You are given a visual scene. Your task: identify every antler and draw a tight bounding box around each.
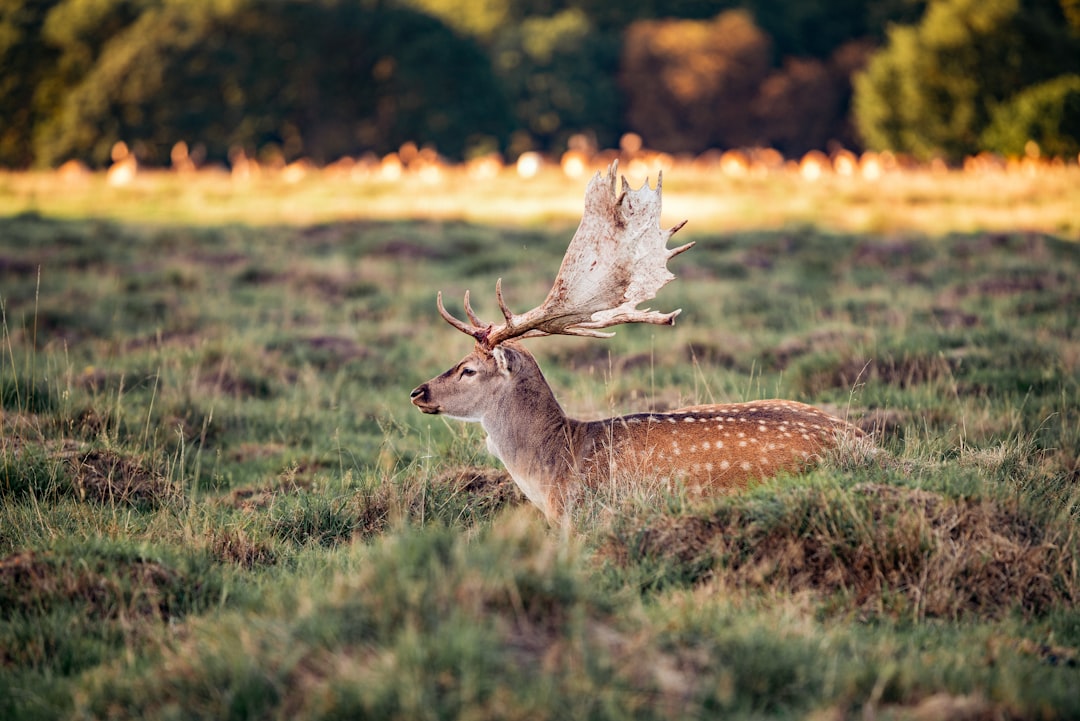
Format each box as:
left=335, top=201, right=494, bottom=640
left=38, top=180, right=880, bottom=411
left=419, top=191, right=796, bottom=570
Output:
left=438, top=161, right=693, bottom=350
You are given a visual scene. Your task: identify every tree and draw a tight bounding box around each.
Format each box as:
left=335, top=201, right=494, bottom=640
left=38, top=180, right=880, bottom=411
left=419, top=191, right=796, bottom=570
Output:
left=853, top=0, right=1080, bottom=161
left=620, top=10, right=772, bottom=152
left=745, top=0, right=925, bottom=58
left=0, top=0, right=64, bottom=167
left=491, top=8, right=621, bottom=153
left=32, top=0, right=514, bottom=166
left=981, top=75, right=1080, bottom=158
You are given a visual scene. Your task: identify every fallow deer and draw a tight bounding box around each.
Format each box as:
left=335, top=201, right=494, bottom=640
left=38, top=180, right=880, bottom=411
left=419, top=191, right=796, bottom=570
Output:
left=410, top=163, right=864, bottom=523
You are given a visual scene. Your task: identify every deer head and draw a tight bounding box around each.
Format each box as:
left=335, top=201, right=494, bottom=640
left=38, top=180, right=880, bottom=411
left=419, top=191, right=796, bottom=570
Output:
left=410, top=341, right=553, bottom=423
left=411, top=162, right=691, bottom=422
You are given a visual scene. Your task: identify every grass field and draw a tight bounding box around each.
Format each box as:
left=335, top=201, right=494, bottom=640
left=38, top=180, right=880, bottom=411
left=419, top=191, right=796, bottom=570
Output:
left=1, top=166, right=1079, bottom=719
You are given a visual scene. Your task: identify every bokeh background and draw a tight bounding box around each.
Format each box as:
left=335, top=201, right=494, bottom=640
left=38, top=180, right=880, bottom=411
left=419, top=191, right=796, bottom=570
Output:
left=2, top=0, right=1079, bottom=170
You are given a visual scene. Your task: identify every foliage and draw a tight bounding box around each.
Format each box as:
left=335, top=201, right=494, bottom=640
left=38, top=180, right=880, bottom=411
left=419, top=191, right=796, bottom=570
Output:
left=981, top=74, right=1080, bottom=158
left=492, top=8, right=621, bottom=152
left=31, top=0, right=513, bottom=166
left=0, top=0, right=62, bottom=167
left=853, top=0, right=1080, bottom=161
left=621, top=10, right=773, bottom=153
left=746, top=0, right=926, bottom=58
left=2, top=0, right=1043, bottom=167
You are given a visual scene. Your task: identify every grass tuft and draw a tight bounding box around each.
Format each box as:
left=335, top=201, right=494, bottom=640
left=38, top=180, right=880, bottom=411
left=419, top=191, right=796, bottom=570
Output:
left=600, top=474, right=1079, bottom=622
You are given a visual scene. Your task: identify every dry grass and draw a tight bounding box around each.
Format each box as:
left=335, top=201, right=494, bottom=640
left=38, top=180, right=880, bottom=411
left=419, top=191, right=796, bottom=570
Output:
left=601, top=480, right=1078, bottom=621
left=3, top=163, right=1079, bottom=237
left=0, top=550, right=185, bottom=623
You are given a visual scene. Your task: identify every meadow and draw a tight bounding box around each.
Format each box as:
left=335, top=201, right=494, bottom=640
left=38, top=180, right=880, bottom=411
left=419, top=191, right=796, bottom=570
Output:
left=1, top=163, right=1079, bottom=719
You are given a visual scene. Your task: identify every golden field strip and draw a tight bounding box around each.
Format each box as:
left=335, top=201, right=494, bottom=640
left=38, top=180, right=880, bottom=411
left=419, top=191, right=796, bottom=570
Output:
left=2, top=161, right=1079, bottom=237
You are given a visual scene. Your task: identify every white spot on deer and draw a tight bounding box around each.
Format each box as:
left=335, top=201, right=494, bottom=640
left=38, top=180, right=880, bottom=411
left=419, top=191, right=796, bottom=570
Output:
left=802, top=433, right=811, bottom=440
left=720, top=460, right=731, bottom=470
left=738, top=440, right=747, bottom=447
left=701, top=441, right=711, bottom=450
left=740, top=461, right=751, bottom=471
left=714, top=439, right=724, bottom=448
left=684, top=417, right=696, bottom=423
left=758, top=425, right=767, bottom=432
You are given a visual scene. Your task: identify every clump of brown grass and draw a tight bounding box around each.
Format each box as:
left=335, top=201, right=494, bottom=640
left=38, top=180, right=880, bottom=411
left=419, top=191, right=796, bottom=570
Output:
left=434, top=464, right=523, bottom=514
left=0, top=549, right=183, bottom=622
left=208, top=528, right=278, bottom=568
left=602, top=481, right=1077, bottom=621
left=791, top=353, right=957, bottom=396
left=70, top=448, right=179, bottom=508
left=226, top=475, right=314, bottom=512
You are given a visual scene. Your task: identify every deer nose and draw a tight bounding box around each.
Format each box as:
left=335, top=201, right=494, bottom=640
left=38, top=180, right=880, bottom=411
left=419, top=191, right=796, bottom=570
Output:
left=410, top=385, right=428, bottom=403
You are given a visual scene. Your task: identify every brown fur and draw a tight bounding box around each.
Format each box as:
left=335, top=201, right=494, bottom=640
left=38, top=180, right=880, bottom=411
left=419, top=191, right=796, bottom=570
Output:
left=412, top=342, right=863, bottom=523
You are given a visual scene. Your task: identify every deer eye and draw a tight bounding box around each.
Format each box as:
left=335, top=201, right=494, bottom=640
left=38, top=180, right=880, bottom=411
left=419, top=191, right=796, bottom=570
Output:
left=459, top=367, right=477, bottom=377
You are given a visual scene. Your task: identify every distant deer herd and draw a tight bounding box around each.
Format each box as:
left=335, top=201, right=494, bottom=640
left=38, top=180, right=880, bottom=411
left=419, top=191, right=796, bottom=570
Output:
left=411, top=163, right=866, bottom=523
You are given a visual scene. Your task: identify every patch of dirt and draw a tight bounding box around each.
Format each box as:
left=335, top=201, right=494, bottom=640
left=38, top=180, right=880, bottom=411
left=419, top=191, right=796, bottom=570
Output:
left=684, top=340, right=743, bottom=370
left=209, top=528, right=278, bottom=568
left=792, top=353, right=957, bottom=394
left=303, top=335, right=369, bottom=361
left=854, top=408, right=908, bottom=440
left=436, top=465, right=523, bottom=513
left=370, top=238, right=445, bottom=260
left=966, top=271, right=1070, bottom=297
left=70, top=449, right=177, bottom=508
left=226, top=476, right=314, bottom=512
left=228, top=442, right=288, bottom=463
left=851, top=237, right=929, bottom=268
left=198, top=366, right=275, bottom=399
left=877, top=693, right=998, bottom=721
left=545, top=344, right=651, bottom=374
left=930, top=307, right=979, bottom=330
left=0, top=550, right=184, bottom=622
left=768, top=328, right=868, bottom=369
left=267, top=334, right=370, bottom=371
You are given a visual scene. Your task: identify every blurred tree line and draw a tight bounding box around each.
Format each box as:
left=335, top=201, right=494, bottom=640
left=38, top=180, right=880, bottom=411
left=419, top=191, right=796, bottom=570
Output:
left=0, top=0, right=1077, bottom=168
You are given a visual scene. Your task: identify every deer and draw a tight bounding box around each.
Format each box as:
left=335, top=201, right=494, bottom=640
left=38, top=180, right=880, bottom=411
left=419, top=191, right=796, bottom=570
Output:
left=410, top=163, right=865, bottom=523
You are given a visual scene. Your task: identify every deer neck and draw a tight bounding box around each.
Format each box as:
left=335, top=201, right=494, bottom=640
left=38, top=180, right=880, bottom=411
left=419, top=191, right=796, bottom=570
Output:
left=479, top=373, right=584, bottom=520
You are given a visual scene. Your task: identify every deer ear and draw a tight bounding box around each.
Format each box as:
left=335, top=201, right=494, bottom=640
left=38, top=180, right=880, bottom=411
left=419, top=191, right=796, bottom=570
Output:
left=492, top=346, right=518, bottom=377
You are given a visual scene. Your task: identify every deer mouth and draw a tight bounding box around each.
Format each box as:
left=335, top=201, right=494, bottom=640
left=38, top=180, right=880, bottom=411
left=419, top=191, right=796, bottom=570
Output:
left=410, top=385, right=441, bottom=414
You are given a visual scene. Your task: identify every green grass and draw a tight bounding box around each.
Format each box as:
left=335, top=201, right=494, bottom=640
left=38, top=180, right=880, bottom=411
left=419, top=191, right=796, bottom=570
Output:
left=1, top=205, right=1078, bottom=720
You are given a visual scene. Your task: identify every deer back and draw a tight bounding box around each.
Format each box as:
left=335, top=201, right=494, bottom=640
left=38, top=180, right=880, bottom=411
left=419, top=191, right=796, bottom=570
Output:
left=576, top=400, right=863, bottom=493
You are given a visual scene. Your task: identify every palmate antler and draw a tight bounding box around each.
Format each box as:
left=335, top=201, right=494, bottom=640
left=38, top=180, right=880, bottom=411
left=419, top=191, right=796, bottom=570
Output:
left=438, top=162, right=693, bottom=350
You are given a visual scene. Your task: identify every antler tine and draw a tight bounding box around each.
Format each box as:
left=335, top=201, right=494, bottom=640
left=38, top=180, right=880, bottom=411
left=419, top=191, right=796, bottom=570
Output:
left=494, top=279, right=514, bottom=325
left=437, top=291, right=488, bottom=340
left=462, top=290, right=484, bottom=327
